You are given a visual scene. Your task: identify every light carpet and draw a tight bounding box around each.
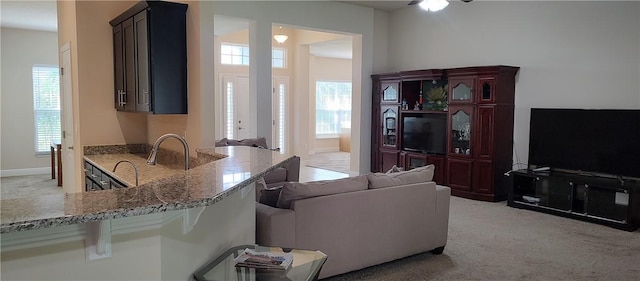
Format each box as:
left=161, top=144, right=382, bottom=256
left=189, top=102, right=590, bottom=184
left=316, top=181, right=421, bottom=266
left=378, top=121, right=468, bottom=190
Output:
left=323, top=196, right=640, bottom=281
left=1, top=174, right=62, bottom=200
left=304, top=151, right=351, bottom=174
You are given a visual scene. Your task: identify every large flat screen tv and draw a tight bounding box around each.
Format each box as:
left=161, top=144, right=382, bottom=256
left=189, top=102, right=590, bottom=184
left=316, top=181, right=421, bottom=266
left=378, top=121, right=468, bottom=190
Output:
left=528, top=108, right=640, bottom=179
left=402, top=113, right=447, bottom=155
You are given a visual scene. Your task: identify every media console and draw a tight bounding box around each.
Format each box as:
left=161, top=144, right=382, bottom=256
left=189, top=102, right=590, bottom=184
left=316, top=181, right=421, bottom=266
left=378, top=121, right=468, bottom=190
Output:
left=509, top=169, right=640, bottom=231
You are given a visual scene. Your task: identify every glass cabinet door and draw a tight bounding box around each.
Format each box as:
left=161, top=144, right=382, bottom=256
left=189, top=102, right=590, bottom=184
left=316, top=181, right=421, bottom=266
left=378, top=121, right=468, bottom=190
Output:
left=449, top=78, right=474, bottom=103
left=478, top=77, right=495, bottom=104
left=381, top=106, right=398, bottom=147
left=381, top=83, right=399, bottom=103
left=449, top=106, right=473, bottom=155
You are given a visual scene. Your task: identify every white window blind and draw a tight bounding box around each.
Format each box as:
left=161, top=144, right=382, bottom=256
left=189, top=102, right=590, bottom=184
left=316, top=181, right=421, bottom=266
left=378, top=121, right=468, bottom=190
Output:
left=315, top=81, right=352, bottom=136
left=33, top=65, right=61, bottom=154
left=225, top=82, right=234, bottom=139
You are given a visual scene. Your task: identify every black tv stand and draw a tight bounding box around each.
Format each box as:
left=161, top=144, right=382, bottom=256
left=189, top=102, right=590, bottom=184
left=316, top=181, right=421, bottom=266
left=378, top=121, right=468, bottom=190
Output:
left=508, top=169, right=640, bottom=231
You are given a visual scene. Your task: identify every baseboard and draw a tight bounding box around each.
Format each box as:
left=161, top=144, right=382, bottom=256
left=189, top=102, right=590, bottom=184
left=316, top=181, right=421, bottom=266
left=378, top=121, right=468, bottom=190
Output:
left=0, top=167, right=50, bottom=177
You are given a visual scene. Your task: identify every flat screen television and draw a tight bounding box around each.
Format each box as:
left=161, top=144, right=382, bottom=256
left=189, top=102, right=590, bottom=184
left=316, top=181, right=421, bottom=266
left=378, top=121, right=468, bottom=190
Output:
left=402, top=113, right=447, bottom=155
left=528, top=108, right=640, bottom=179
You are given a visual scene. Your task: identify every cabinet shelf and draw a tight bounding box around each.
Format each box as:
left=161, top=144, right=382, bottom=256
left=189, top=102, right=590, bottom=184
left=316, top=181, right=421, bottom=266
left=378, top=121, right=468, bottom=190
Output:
left=400, top=110, right=447, bottom=114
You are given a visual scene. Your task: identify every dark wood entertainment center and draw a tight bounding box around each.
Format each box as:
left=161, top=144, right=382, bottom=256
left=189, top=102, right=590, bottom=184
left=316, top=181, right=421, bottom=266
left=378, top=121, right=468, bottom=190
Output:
left=371, top=65, right=519, bottom=202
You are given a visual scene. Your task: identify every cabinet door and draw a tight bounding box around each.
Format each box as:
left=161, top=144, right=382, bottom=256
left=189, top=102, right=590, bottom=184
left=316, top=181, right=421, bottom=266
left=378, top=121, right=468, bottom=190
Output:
left=476, top=106, right=494, bottom=160
left=427, top=156, right=446, bottom=184
left=447, top=158, right=473, bottom=191
left=381, top=82, right=400, bottom=104
left=448, top=77, right=474, bottom=104
left=113, top=24, right=126, bottom=111
left=122, top=18, right=136, bottom=112
left=473, top=160, right=493, bottom=194
left=380, top=150, right=400, bottom=173
left=448, top=106, right=474, bottom=157
left=406, top=153, right=428, bottom=170
left=134, top=11, right=150, bottom=112
left=477, top=77, right=495, bottom=104
left=380, top=106, right=399, bottom=149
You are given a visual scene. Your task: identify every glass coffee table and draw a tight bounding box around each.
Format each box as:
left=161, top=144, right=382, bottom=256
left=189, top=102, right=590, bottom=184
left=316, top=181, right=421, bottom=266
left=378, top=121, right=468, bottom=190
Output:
left=193, top=245, right=327, bottom=281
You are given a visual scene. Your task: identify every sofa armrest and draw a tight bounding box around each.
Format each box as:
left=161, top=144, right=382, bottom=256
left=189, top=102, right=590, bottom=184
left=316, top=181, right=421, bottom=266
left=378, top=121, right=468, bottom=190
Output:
left=255, top=202, right=296, bottom=248
left=435, top=185, right=451, bottom=247
left=284, top=156, right=300, bottom=182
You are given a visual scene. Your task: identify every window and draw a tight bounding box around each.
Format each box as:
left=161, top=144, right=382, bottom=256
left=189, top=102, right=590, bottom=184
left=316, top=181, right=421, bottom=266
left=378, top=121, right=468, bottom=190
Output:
left=220, top=43, right=286, bottom=69
left=272, top=48, right=285, bottom=68
left=32, top=65, right=61, bottom=154
left=315, top=81, right=351, bottom=136
left=221, top=44, right=249, bottom=65
left=225, top=81, right=234, bottom=139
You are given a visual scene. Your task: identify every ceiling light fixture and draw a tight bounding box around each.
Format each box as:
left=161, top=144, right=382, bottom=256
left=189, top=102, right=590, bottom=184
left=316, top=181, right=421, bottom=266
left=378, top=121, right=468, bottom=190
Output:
left=418, top=0, right=449, bottom=12
left=274, top=27, right=288, bottom=43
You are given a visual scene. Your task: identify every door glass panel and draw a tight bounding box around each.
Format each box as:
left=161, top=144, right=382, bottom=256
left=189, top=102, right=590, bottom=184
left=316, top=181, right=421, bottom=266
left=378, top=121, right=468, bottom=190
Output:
left=382, top=108, right=397, bottom=146
left=451, top=110, right=471, bottom=154
left=452, top=83, right=471, bottom=101
left=382, top=85, right=398, bottom=102
left=482, top=82, right=491, bottom=100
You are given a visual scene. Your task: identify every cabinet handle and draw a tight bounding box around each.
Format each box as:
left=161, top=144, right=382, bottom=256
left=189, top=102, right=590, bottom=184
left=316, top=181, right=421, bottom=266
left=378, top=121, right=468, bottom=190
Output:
left=91, top=174, right=98, bottom=178
left=99, top=180, right=108, bottom=186
left=143, top=89, right=149, bottom=105
left=117, top=90, right=127, bottom=106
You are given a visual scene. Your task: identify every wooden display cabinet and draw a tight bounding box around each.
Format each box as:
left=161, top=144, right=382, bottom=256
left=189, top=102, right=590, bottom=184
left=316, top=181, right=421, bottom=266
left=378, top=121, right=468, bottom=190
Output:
left=372, top=66, right=519, bottom=201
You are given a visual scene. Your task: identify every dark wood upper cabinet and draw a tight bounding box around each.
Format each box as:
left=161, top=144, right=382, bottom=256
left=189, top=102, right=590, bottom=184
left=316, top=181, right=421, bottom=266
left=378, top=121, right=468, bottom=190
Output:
left=110, top=1, right=188, bottom=114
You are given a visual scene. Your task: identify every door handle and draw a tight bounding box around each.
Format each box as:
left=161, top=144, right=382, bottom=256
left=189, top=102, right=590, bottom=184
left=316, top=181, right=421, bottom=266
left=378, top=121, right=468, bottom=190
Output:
left=68, top=146, right=74, bottom=150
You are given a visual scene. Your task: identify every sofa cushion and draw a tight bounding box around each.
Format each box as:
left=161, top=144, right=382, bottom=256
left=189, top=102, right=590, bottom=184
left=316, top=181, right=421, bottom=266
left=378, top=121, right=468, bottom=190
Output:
left=386, top=165, right=404, bottom=174
left=263, top=167, right=287, bottom=185
left=227, top=137, right=268, bottom=148
left=276, top=175, right=368, bottom=209
left=367, top=164, right=435, bottom=189
left=259, top=186, right=283, bottom=207
left=214, top=138, right=228, bottom=147
left=255, top=177, right=267, bottom=202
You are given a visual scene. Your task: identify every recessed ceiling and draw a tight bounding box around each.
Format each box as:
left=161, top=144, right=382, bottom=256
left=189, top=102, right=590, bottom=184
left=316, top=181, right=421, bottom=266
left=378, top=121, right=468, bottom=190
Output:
left=0, top=0, right=58, bottom=32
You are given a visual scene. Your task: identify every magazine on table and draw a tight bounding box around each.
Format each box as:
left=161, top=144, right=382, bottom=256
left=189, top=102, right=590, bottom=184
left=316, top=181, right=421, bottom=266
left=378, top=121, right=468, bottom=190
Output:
left=234, top=248, right=294, bottom=270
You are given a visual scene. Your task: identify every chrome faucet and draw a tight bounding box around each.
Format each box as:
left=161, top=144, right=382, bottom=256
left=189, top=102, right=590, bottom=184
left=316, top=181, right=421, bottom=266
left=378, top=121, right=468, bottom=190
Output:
left=147, top=133, right=190, bottom=170
left=112, top=160, right=139, bottom=186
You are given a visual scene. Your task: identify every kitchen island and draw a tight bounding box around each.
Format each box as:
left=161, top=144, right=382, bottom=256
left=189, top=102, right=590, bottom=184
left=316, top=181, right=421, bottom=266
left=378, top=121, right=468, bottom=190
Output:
left=1, top=145, right=296, bottom=280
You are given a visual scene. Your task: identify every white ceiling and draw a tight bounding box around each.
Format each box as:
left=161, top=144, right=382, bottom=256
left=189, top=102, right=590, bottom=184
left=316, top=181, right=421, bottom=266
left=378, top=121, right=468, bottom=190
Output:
left=0, top=1, right=376, bottom=59
left=0, top=0, right=58, bottom=32
left=0, top=1, right=416, bottom=33
left=339, top=1, right=413, bottom=12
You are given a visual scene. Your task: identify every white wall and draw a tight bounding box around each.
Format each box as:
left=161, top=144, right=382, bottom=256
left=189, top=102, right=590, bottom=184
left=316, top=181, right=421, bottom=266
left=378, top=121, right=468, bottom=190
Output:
left=387, top=1, right=640, bottom=168
left=0, top=28, right=58, bottom=173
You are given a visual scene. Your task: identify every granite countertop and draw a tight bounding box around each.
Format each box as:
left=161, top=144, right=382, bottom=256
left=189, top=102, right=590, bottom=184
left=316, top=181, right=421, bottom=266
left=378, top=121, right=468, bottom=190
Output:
left=0, top=146, right=296, bottom=233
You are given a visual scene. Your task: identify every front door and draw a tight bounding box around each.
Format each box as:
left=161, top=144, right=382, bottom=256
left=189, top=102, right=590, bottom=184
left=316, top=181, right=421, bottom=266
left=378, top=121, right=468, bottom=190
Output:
left=221, top=75, right=251, bottom=140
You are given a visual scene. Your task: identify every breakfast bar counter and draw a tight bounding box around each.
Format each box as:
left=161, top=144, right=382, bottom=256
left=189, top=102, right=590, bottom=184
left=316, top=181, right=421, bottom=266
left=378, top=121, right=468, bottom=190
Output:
left=0, top=146, right=296, bottom=234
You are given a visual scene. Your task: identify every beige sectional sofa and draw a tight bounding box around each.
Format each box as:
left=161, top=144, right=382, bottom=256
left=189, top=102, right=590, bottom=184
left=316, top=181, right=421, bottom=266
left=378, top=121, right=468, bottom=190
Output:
left=255, top=165, right=451, bottom=279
